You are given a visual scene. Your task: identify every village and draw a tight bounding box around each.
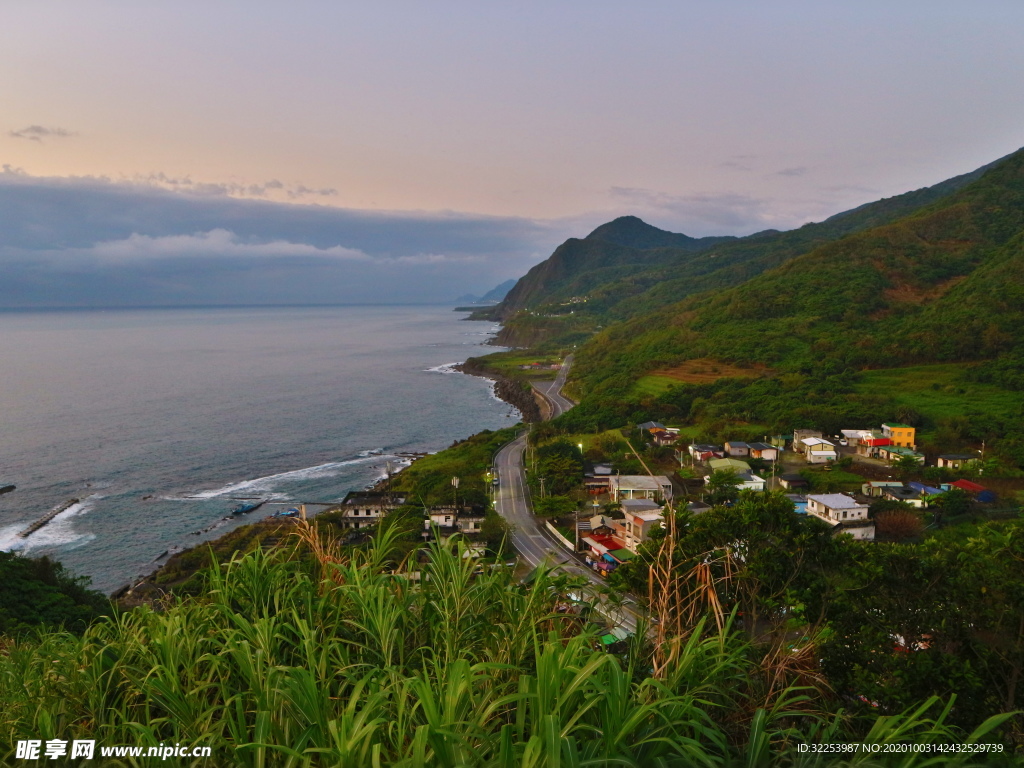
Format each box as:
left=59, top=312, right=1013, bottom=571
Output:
left=311, top=419, right=1001, bottom=582
left=523, top=420, right=1000, bottom=578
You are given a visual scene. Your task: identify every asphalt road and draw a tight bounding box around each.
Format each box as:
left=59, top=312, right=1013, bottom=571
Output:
left=493, top=355, right=639, bottom=633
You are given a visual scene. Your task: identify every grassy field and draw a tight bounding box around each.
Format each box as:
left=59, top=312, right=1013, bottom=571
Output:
left=633, top=359, right=772, bottom=397
left=469, top=350, right=565, bottom=380
left=632, top=375, right=680, bottom=397
left=854, top=364, right=1024, bottom=422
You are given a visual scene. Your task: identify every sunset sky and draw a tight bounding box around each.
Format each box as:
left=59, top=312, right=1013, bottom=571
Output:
left=3, top=1, right=1023, bottom=304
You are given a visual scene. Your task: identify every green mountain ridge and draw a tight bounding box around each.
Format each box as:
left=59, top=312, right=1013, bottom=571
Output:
left=572, top=146, right=1024, bottom=390
left=486, top=152, right=1016, bottom=347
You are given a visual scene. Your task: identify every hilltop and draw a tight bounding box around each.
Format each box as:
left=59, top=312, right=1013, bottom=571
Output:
left=485, top=152, right=1013, bottom=347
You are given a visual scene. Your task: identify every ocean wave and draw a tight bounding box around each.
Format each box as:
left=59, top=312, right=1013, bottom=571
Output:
left=0, top=496, right=99, bottom=553
left=424, top=362, right=463, bottom=374
left=181, top=454, right=397, bottom=500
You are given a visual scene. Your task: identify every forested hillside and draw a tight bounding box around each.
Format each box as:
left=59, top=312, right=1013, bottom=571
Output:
left=487, top=152, right=1011, bottom=347
left=572, top=147, right=1024, bottom=388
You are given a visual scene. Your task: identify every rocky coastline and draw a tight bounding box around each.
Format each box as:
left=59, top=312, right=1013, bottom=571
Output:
left=455, top=358, right=543, bottom=423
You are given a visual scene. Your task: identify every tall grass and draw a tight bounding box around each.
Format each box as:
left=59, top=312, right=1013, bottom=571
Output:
left=0, top=525, right=1014, bottom=766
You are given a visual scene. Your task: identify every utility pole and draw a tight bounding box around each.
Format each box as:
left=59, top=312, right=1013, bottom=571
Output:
left=451, top=476, right=460, bottom=509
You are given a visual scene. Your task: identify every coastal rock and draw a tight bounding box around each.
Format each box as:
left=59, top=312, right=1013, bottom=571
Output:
left=456, top=359, right=542, bottom=423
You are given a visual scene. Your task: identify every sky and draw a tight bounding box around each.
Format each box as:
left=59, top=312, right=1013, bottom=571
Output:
left=2, top=1, right=1024, bottom=305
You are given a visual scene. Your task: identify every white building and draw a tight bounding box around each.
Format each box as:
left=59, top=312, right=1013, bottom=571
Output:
left=619, top=499, right=664, bottom=553
left=337, top=491, right=406, bottom=529
left=801, top=437, right=837, bottom=464
left=609, top=475, right=673, bottom=503
left=702, top=470, right=766, bottom=492
left=806, top=493, right=875, bottom=540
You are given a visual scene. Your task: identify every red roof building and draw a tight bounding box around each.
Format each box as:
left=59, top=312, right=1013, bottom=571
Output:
left=951, top=479, right=986, bottom=493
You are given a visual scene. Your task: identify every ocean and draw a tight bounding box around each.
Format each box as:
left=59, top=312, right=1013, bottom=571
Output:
left=0, top=305, right=513, bottom=593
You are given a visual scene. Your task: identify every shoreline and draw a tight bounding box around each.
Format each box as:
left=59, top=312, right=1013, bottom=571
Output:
left=455, top=358, right=543, bottom=423
left=114, top=349, right=529, bottom=602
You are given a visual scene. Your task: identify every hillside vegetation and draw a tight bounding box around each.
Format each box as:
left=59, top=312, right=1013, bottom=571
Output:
left=486, top=153, right=1009, bottom=348
left=2, top=525, right=1015, bottom=766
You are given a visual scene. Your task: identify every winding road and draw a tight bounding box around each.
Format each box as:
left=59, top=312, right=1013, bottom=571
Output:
left=493, top=355, right=639, bottom=633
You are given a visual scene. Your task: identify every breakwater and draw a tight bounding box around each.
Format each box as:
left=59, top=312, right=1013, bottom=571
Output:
left=18, top=498, right=80, bottom=538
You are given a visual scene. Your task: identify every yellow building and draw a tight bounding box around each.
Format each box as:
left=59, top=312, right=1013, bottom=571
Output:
left=881, top=422, right=916, bottom=449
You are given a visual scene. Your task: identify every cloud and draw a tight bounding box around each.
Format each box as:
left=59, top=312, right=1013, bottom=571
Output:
left=73, top=230, right=372, bottom=264
left=0, top=172, right=567, bottom=306
left=775, top=166, right=809, bottom=177
left=9, top=125, right=76, bottom=142
left=134, top=172, right=337, bottom=200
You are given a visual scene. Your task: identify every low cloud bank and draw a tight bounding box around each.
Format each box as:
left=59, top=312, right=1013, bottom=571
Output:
left=0, top=173, right=560, bottom=306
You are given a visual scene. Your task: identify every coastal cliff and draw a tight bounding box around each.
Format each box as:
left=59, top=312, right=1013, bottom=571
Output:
left=456, top=358, right=543, bottom=423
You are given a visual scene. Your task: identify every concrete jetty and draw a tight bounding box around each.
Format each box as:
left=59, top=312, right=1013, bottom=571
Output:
left=18, top=498, right=79, bottom=538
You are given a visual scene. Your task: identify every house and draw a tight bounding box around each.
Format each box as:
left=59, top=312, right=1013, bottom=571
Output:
left=637, top=421, right=666, bottom=431
left=801, top=437, right=837, bottom=464
left=422, top=505, right=483, bottom=541
left=770, top=434, right=793, bottom=450
left=688, top=444, right=724, bottom=462
left=949, top=479, right=997, bottom=503
left=687, top=501, right=712, bottom=515
left=337, top=491, right=406, bottom=529
left=936, top=453, right=978, bottom=470
left=609, top=475, right=673, bottom=503
left=747, top=442, right=779, bottom=461
left=580, top=533, right=634, bottom=574
left=840, top=429, right=872, bottom=447
left=707, top=457, right=751, bottom=473
left=882, top=423, right=917, bottom=449
left=724, top=441, right=750, bottom=458
left=734, top=472, right=767, bottom=492
left=878, top=445, right=925, bottom=465
left=806, top=493, right=875, bottom=540
left=705, top=469, right=766, bottom=492
left=585, top=463, right=614, bottom=493
left=861, top=481, right=905, bottom=497
left=907, top=481, right=944, bottom=497
left=807, top=493, right=870, bottom=523
left=792, top=429, right=823, bottom=451
left=778, top=473, right=809, bottom=490
left=620, top=499, right=664, bottom=552
left=857, top=433, right=891, bottom=458
left=649, top=428, right=680, bottom=447
left=882, top=486, right=925, bottom=507
left=785, top=494, right=808, bottom=514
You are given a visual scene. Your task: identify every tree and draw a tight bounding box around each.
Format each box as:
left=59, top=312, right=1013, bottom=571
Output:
left=932, top=487, right=971, bottom=523
left=874, top=506, right=924, bottom=542
left=705, top=469, right=741, bottom=506
left=893, top=454, right=922, bottom=479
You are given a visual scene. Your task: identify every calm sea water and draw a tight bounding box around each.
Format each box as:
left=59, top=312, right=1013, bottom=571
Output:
left=0, top=305, right=513, bottom=592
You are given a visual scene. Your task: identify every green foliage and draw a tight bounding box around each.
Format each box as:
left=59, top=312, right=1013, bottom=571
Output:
left=533, top=439, right=583, bottom=496
left=933, top=487, right=972, bottom=520
left=4, top=530, right=1017, bottom=764
left=0, top=552, right=110, bottom=635
left=705, top=469, right=741, bottom=506
left=395, top=427, right=518, bottom=507
left=532, top=495, right=576, bottom=517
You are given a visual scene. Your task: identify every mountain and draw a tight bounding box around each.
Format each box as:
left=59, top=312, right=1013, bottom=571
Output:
left=584, top=215, right=735, bottom=251
left=491, top=219, right=730, bottom=319
left=485, top=153, right=1016, bottom=343
left=572, top=146, right=1024, bottom=388
left=479, top=279, right=518, bottom=304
